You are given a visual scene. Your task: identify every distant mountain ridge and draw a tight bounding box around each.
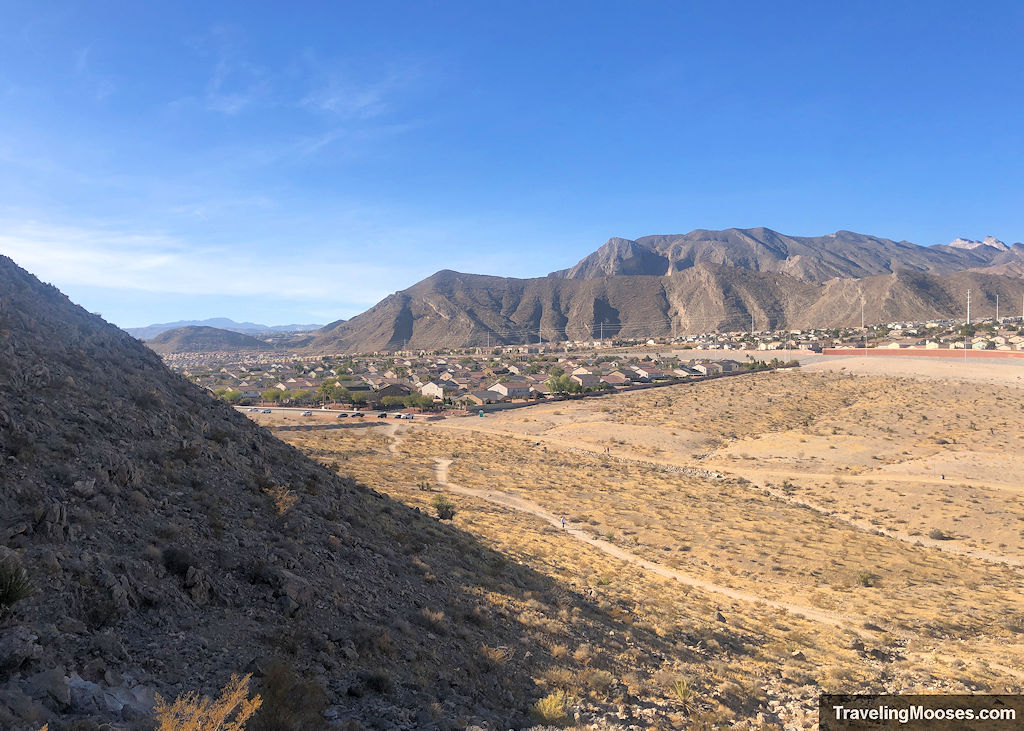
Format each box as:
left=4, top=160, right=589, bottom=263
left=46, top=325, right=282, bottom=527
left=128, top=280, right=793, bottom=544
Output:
left=146, top=325, right=270, bottom=354
left=947, top=235, right=1009, bottom=251
left=306, top=226, right=1024, bottom=353
left=550, top=228, right=1022, bottom=281
left=127, top=318, right=323, bottom=339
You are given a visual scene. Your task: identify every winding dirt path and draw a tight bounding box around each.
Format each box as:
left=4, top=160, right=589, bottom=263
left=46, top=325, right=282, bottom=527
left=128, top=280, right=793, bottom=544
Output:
left=432, top=457, right=863, bottom=632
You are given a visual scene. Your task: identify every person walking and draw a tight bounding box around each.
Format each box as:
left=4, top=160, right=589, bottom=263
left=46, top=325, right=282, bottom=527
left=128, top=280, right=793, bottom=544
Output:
left=561, top=516, right=566, bottom=529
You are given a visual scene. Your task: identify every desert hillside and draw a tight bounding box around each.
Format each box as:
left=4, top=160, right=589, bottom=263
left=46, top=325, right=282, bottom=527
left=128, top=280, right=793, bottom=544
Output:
left=0, top=254, right=604, bottom=729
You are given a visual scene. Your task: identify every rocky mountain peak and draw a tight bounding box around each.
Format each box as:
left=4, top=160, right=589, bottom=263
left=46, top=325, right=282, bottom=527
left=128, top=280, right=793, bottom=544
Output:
left=948, top=235, right=1009, bottom=251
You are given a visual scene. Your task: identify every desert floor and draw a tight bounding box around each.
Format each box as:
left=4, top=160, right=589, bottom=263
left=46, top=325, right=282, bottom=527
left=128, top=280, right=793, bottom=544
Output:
left=250, top=358, right=1024, bottom=728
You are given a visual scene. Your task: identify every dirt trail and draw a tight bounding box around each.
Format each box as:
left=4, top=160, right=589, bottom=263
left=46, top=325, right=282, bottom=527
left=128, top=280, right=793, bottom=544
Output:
left=383, top=422, right=401, bottom=454
left=432, top=457, right=863, bottom=632
left=431, top=420, right=1023, bottom=568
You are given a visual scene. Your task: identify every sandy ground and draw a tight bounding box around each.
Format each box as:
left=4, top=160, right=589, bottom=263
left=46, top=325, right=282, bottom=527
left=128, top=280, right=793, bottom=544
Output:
left=805, top=354, right=1024, bottom=387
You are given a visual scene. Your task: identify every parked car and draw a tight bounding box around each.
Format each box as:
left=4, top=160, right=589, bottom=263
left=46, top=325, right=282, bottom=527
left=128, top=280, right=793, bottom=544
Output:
left=301, top=410, right=313, bottom=416
left=401, top=414, right=414, bottom=419
left=261, top=409, right=272, bottom=414
left=248, top=407, right=259, bottom=412
left=336, top=413, right=348, bottom=418
left=377, top=412, right=388, bottom=419
left=393, top=413, right=404, bottom=418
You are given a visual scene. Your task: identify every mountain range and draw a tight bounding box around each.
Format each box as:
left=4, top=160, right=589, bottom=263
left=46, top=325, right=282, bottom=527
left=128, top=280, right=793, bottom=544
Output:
left=301, top=228, right=1024, bottom=353
left=126, top=318, right=323, bottom=340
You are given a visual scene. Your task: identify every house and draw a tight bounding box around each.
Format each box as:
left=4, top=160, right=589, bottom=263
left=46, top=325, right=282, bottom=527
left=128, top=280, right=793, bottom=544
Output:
left=464, top=390, right=507, bottom=406
left=377, top=383, right=413, bottom=399
left=570, top=373, right=600, bottom=388
left=489, top=381, right=531, bottom=399
left=631, top=366, right=663, bottom=380
left=692, top=362, right=724, bottom=376
left=600, top=374, right=630, bottom=387
left=421, top=381, right=459, bottom=399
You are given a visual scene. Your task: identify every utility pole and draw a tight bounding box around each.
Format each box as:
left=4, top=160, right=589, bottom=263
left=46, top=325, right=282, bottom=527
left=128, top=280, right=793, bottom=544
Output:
left=599, top=322, right=604, bottom=344
left=996, top=294, right=1000, bottom=323
left=965, top=290, right=971, bottom=364
left=861, top=298, right=866, bottom=355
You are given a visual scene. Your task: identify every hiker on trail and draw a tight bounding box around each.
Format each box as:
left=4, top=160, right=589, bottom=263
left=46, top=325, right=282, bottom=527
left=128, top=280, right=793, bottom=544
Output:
left=561, top=516, right=566, bottom=529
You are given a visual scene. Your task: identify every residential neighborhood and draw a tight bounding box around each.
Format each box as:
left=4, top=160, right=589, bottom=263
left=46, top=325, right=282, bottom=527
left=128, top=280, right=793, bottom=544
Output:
left=156, top=315, right=1024, bottom=411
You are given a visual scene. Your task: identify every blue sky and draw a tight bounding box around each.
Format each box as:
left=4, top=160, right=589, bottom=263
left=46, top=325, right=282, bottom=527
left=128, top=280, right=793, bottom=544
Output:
left=1, top=2, right=1022, bottom=327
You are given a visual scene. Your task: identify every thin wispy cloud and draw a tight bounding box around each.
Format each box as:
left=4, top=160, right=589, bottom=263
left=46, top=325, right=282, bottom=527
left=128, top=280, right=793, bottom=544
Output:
left=205, top=56, right=267, bottom=114
left=301, top=71, right=408, bottom=120
left=0, top=220, right=422, bottom=307
left=73, top=44, right=115, bottom=101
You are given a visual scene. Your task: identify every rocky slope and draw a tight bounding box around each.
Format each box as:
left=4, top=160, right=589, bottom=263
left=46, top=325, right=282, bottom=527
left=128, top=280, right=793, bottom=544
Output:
left=0, top=255, right=582, bottom=728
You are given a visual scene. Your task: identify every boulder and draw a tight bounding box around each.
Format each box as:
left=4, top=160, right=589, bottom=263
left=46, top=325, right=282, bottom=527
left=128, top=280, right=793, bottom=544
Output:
left=0, top=627, right=42, bottom=674
left=26, top=668, right=70, bottom=708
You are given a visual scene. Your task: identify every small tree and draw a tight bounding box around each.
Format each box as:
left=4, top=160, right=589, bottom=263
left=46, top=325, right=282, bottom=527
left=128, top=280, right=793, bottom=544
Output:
left=432, top=496, right=456, bottom=520
left=261, top=389, right=284, bottom=403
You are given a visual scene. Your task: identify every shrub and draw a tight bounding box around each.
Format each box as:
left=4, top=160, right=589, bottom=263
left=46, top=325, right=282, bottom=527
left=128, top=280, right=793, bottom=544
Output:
left=250, top=660, right=328, bottom=731
left=532, top=690, right=570, bottom=725
left=928, top=528, right=952, bottom=540
left=0, top=559, right=33, bottom=614
left=162, top=546, right=196, bottom=577
left=432, top=496, right=456, bottom=520
left=154, top=673, right=262, bottom=731
left=263, top=485, right=298, bottom=515
left=671, top=677, right=694, bottom=711
left=357, top=670, right=392, bottom=694
left=856, top=571, right=878, bottom=587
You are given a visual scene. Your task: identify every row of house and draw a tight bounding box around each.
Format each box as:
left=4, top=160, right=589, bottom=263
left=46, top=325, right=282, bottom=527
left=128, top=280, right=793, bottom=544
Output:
left=180, top=351, right=752, bottom=408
